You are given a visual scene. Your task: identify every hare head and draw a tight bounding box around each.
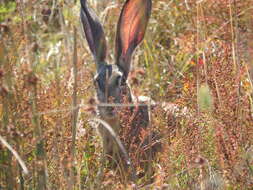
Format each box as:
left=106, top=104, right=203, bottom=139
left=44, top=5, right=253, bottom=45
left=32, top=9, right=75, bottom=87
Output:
left=80, top=0, right=152, bottom=118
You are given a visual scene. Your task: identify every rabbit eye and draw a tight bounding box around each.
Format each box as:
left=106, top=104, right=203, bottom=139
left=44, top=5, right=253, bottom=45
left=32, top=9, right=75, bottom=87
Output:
left=93, top=79, right=99, bottom=89
left=116, top=76, right=122, bottom=86
left=93, top=76, right=101, bottom=89
left=93, top=77, right=98, bottom=84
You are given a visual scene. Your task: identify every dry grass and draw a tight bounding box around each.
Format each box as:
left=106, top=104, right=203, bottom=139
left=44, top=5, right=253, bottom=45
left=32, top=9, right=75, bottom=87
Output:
left=0, top=0, right=253, bottom=189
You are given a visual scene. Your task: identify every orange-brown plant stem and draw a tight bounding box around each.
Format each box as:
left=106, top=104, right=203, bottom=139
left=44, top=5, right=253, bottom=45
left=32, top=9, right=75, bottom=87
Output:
left=53, top=54, right=64, bottom=186
left=0, top=37, right=14, bottom=190
left=29, top=74, right=47, bottom=190
left=70, top=26, right=78, bottom=189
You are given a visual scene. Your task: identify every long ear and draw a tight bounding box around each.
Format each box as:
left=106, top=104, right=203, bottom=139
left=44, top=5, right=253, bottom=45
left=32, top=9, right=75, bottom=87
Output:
left=80, top=0, right=107, bottom=67
left=115, top=0, right=152, bottom=78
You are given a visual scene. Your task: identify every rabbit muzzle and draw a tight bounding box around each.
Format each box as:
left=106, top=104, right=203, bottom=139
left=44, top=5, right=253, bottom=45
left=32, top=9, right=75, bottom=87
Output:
left=94, top=64, right=131, bottom=118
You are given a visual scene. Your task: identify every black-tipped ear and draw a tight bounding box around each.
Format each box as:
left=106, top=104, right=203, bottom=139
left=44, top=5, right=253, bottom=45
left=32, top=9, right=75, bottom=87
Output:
left=115, top=0, right=152, bottom=78
left=80, top=0, right=107, bottom=66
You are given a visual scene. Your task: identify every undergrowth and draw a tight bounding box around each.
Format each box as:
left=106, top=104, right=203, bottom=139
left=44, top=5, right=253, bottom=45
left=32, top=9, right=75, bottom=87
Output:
left=0, top=0, right=253, bottom=189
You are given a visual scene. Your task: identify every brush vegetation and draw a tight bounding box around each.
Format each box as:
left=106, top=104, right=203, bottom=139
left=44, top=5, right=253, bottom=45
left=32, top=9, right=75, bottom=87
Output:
left=0, top=0, right=253, bottom=189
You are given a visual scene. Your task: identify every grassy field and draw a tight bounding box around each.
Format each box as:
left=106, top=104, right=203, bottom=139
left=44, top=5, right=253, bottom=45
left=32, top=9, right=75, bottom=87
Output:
left=1, top=0, right=253, bottom=189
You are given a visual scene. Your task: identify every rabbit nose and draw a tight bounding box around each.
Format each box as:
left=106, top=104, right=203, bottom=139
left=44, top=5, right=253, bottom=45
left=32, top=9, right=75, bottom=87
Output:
left=106, top=106, right=117, bottom=117
left=108, top=107, right=114, bottom=112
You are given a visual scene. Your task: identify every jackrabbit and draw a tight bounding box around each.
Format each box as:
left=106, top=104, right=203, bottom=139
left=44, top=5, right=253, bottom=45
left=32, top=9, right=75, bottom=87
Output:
left=80, top=0, right=160, bottom=169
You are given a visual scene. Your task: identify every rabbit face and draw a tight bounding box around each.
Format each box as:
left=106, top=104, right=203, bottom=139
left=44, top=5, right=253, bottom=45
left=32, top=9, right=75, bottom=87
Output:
left=94, top=64, right=130, bottom=117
